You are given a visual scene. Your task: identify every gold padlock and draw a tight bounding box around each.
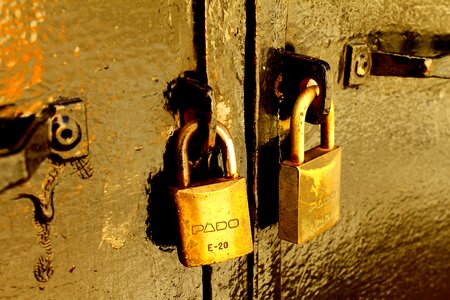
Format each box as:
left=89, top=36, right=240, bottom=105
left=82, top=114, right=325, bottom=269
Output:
left=279, top=85, right=341, bottom=244
left=172, top=120, right=253, bottom=267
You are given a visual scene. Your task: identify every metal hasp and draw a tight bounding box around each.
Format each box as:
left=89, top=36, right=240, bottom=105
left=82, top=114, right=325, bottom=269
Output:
left=50, top=98, right=89, bottom=161
left=0, top=108, right=53, bottom=193
left=342, top=37, right=450, bottom=87
left=165, top=74, right=217, bottom=152
left=0, top=98, right=89, bottom=193
left=272, top=49, right=332, bottom=124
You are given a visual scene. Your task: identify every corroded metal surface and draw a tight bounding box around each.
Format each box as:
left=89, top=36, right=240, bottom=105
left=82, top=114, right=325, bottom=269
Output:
left=0, top=1, right=45, bottom=104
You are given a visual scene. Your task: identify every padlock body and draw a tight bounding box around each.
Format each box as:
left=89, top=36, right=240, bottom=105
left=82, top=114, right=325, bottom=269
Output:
left=173, top=177, right=253, bottom=267
left=279, top=145, right=341, bottom=244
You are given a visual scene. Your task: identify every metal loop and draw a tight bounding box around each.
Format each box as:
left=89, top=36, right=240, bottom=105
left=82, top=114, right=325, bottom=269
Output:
left=320, top=100, right=335, bottom=150
left=177, top=120, right=238, bottom=188
left=290, top=86, right=318, bottom=164
left=290, top=84, right=334, bottom=164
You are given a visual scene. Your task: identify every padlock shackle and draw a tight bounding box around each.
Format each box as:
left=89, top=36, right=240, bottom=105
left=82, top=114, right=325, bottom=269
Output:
left=177, top=120, right=238, bottom=189
left=320, top=100, right=334, bottom=150
left=216, top=123, right=239, bottom=178
left=290, top=85, right=334, bottom=164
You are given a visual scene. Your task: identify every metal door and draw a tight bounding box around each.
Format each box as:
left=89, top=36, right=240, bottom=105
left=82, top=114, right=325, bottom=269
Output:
left=252, top=0, right=450, bottom=299
left=1, top=0, right=449, bottom=299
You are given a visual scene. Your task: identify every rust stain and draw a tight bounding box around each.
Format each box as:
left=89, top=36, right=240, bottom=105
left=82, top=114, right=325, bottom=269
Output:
left=160, top=125, right=176, bottom=141
left=0, top=0, right=45, bottom=105
left=0, top=98, right=45, bottom=118
left=88, top=134, right=97, bottom=144
left=216, top=98, right=233, bottom=128
left=59, top=23, right=64, bottom=42
left=73, top=46, right=80, bottom=58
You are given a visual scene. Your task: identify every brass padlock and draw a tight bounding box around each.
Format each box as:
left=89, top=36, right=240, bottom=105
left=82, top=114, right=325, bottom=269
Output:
left=172, top=120, right=253, bottom=267
left=279, top=85, right=341, bottom=244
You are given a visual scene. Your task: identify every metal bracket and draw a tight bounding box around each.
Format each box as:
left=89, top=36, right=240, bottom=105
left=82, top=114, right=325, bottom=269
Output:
left=165, top=72, right=216, bottom=152
left=341, top=33, right=450, bottom=87
left=50, top=98, right=89, bottom=161
left=272, top=49, right=331, bottom=124
left=0, top=98, right=89, bottom=193
left=0, top=109, right=52, bottom=193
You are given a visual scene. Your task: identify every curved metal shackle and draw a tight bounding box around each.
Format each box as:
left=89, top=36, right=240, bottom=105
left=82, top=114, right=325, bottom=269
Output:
left=290, top=85, right=335, bottom=164
left=176, top=120, right=239, bottom=189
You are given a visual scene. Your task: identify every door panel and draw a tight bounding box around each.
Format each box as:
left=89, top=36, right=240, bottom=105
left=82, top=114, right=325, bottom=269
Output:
left=1, top=0, right=449, bottom=299
left=252, top=0, right=450, bottom=299
left=0, top=1, right=204, bottom=299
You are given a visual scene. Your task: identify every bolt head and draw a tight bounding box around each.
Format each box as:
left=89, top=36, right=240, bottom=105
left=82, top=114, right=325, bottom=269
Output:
left=51, top=115, right=81, bottom=150
left=355, top=53, right=370, bottom=77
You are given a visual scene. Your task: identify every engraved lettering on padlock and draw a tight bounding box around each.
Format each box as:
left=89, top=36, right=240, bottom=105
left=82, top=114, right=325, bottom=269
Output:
left=228, top=218, right=239, bottom=228
left=279, top=85, right=341, bottom=244
left=300, top=190, right=337, bottom=211
left=192, top=225, right=205, bottom=234
left=204, top=223, right=215, bottom=233
left=191, top=218, right=240, bottom=235
left=172, top=120, right=253, bottom=267
left=215, top=221, right=227, bottom=231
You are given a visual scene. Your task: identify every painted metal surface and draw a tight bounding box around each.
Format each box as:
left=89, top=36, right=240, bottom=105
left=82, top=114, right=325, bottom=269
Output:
left=0, top=0, right=204, bottom=298
left=278, top=0, right=450, bottom=299
left=252, top=0, right=449, bottom=299
left=0, top=0, right=449, bottom=299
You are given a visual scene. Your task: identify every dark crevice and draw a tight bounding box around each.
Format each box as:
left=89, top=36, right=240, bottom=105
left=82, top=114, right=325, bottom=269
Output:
left=202, top=265, right=213, bottom=300
left=244, top=0, right=257, bottom=299
left=193, top=0, right=257, bottom=297
left=193, top=0, right=207, bottom=83
left=193, top=1, right=212, bottom=299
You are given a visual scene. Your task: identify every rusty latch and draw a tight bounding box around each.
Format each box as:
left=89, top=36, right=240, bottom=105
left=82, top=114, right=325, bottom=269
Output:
left=341, top=33, right=450, bottom=87
left=271, top=49, right=332, bottom=124
left=0, top=98, right=89, bottom=193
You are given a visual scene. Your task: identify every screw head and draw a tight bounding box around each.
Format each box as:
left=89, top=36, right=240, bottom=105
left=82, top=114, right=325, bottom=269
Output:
left=355, top=53, right=370, bottom=77
left=51, top=115, right=81, bottom=150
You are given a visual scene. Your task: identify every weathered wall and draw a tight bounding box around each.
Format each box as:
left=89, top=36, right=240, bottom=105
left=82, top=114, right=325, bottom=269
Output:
left=0, top=1, right=206, bottom=298
left=1, top=0, right=449, bottom=299
left=0, top=0, right=252, bottom=298
left=254, top=0, right=450, bottom=299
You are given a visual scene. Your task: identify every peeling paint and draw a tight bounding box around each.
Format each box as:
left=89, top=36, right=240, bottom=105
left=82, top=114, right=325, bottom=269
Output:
left=216, top=99, right=232, bottom=128
left=160, top=124, right=176, bottom=141
left=99, top=182, right=133, bottom=250
left=100, top=216, right=130, bottom=250
left=73, top=46, right=80, bottom=58
left=0, top=0, right=45, bottom=105
left=0, top=98, right=45, bottom=117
